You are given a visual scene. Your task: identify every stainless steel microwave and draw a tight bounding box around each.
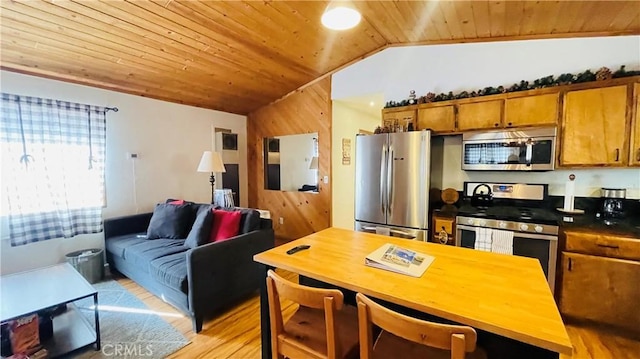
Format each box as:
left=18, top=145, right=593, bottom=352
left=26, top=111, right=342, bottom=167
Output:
left=462, top=127, right=556, bottom=171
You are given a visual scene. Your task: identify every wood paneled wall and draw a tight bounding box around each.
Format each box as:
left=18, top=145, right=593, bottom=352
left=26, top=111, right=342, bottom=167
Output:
left=247, top=78, right=331, bottom=241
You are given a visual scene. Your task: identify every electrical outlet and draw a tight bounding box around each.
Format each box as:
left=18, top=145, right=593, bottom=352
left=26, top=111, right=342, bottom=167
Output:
left=279, top=217, right=284, bottom=225
left=323, top=176, right=329, bottom=184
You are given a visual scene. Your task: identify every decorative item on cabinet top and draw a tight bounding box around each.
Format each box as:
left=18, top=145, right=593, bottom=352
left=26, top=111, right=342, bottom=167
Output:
left=384, top=64, right=640, bottom=108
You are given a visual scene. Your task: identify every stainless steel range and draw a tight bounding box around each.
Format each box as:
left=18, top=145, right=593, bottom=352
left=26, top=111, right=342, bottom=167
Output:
left=455, top=182, right=559, bottom=292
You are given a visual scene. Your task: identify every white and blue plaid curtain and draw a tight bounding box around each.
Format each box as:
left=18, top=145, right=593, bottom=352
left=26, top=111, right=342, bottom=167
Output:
left=1, top=93, right=107, bottom=246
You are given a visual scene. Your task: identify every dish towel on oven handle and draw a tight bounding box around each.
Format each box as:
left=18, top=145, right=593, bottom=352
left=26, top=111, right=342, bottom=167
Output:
left=491, top=229, right=514, bottom=255
left=474, top=227, right=492, bottom=252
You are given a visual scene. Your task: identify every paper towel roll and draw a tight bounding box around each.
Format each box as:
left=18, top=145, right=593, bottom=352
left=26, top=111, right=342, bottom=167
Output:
left=563, top=178, right=575, bottom=211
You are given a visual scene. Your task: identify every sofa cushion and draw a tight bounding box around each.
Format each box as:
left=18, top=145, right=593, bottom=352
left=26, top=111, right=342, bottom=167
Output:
left=184, top=205, right=215, bottom=248
left=220, top=207, right=261, bottom=234
left=211, top=209, right=242, bottom=242
left=124, top=239, right=188, bottom=272
left=105, top=233, right=147, bottom=258
left=149, top=251, right=189, bottom=294
left=147, top=203, right=194, bottom=239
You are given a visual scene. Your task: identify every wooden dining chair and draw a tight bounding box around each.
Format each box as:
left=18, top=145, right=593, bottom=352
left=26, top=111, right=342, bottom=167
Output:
left=356, top=293, right=488, bottom=359
left=266, top=270, right=360, bottom=359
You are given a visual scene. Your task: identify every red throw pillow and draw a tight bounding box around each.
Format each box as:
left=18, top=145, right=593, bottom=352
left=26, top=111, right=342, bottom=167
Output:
left=168, top=199, right=185, bottom=205
left=210, top=209, right=242, bottom=242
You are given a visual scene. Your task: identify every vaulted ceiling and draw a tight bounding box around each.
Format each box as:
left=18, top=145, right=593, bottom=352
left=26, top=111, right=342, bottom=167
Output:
left=1, top=1, right=638, bottom=115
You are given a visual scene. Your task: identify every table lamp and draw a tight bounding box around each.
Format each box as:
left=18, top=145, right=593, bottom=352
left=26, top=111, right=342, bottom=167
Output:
left=197, top=151, right=226, bottom=204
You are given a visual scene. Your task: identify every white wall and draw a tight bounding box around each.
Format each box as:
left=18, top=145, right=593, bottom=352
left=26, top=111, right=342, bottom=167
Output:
left=331, top=36, right=640, bottom=225
left=331, top=97, right=383, bottom=229
left=0, top=71, right=248, bottom=274
left=333, top=36, right=640, bottom=102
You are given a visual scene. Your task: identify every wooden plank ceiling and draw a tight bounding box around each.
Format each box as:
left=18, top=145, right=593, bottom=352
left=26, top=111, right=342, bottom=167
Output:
left=1, top=1, right=638, bottom=115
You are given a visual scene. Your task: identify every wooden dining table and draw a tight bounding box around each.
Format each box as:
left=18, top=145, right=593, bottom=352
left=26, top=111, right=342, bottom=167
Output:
left=253, top=227, right=573, bottom=359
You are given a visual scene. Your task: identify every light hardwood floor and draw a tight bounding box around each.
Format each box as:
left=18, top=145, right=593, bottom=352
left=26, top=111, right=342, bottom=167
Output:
left=114, top=271, right=639, bottom=359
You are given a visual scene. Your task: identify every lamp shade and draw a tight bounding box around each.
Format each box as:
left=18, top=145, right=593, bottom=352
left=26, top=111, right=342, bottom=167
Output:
left=197, top=151, right=226, bottom=173
left=321, top=2, right=361, bottom=30
left=309, top=156, right=319, bottom=170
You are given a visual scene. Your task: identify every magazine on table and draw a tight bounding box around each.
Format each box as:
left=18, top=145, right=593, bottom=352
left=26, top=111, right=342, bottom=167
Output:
left=365, top=243, right=434, bottom=277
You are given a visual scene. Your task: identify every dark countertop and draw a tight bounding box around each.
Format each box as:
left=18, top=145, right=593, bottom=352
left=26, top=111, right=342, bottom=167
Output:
left=559, top=214, right=640, bottom=239
left=432, top=198, right=640, bottom=239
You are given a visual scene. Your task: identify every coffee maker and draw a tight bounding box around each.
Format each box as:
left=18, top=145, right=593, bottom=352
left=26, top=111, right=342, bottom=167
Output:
left=599, top=188, right=626, bottom=220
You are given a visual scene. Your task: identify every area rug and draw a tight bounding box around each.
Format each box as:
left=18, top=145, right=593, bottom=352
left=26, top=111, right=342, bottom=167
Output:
left=68, top=279, right=190, bottom=359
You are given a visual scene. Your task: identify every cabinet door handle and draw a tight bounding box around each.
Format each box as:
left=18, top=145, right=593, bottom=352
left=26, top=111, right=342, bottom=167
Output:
left=615, top=148, right=620, bottom=161
left=568, top=257, right=572, bottom=271
left=636, top=148, right=640, bottom=162
left=597, top=243, right=619, bottom=249
left=494, top=123, right=499, bottom=127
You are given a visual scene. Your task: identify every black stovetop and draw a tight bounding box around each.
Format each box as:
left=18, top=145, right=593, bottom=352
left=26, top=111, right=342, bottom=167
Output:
left=457, top=203, right=559, bottom=225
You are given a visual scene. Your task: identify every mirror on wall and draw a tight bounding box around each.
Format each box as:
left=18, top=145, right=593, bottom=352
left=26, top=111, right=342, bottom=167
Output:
left=264, top=133, right=319, bottom=192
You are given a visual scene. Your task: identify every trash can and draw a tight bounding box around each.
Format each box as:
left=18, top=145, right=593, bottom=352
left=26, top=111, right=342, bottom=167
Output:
left=65, top=248, right=104, bottom=284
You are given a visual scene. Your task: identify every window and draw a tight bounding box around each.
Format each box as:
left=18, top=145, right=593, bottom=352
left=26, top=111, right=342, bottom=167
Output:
left=0, top=93, right=108, bottom=246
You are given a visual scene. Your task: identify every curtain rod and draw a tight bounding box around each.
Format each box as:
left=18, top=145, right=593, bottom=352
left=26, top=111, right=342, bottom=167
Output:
left=106, top=107, right=119, bottom=112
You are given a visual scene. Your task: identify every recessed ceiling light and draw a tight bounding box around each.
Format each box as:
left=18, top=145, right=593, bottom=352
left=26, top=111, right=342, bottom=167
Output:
left=321, top=4, right=361, bottom=30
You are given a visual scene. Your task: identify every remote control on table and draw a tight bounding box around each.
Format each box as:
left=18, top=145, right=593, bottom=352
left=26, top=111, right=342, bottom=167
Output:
left=286, top=245, right=311, bottom=255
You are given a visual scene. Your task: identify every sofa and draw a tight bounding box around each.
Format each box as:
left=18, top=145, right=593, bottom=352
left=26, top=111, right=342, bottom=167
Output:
left=103, top=203, right=274, bottom=333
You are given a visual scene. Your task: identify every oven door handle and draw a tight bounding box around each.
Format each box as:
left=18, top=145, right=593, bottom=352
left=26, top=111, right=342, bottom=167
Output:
left=456, top=225, right=557, bottom=241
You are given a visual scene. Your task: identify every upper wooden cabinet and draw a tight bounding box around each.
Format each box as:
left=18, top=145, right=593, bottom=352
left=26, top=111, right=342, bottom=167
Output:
left=381, top=107, right=416, bottom=131
left=630, top=82, right=640, bottom=166
left=457, top=100, right=503, bottom=131
left=560, top=85, right=629, bottom=167
left=505, top=93, right=559, bottom=128
left=417, top=105, right=455, bottom=133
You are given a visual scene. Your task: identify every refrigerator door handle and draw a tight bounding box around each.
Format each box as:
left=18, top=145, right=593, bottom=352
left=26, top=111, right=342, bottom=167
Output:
left=387, top=146, right=394, bottom=214
left=380, top=144, right=387, bottom=214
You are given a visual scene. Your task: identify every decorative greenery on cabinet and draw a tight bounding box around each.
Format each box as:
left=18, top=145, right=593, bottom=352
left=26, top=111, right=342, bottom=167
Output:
left=384, top=65, right=640, bottom=108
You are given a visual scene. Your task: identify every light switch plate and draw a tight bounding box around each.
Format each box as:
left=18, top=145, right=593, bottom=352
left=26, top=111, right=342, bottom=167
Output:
left=323, top=176, right=329, bottom=184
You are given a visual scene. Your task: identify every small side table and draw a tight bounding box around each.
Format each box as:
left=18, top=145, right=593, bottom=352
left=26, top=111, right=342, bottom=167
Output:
left=0, top=263, right=100, bottom=356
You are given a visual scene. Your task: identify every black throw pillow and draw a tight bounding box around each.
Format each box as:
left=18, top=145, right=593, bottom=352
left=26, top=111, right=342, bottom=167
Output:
left=184, top=205, right=215, bottom=248
left=147, top=203, right=194, bottom=239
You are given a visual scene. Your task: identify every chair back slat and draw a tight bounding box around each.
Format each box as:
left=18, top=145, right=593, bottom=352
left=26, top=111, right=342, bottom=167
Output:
left=356, top=293, right=478, bottom=353
left=267, top=270, right=349, bottom=359
left=269, top=270, right=344, bottom=309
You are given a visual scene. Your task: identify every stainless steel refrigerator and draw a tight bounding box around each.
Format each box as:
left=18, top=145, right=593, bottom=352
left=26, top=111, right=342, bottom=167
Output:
left=354, top=130, right=443, bottom=241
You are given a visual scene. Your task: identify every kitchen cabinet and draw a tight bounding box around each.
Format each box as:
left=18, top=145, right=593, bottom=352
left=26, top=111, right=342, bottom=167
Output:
left=504, top=93, right=559, bottom=128
left=381, top=107, right=416, bottom=131
left=417, top=105, right=455, bottom=133
left=630, top=82, right=640, bottom=166
left=559, top=230, right=640, bottom=334
left=457, top=100, right=503, bottom=131
left=431, top=214, right=455, bottom=245
left=560, top=85, right=629, bottom=166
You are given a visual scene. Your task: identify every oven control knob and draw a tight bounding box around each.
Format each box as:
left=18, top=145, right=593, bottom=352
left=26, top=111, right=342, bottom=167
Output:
left=519, top=223, right=529, bottom=231
left=467, top=218, right=474, bottom=225
left=479, top=220, right=487, bottom=226
left=534, top=225, right=543, bottom=233
left=499, top=221, right=507, bottom=229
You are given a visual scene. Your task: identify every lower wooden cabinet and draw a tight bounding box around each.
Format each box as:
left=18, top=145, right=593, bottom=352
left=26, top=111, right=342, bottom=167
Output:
left=559, top=252, right=640, bottom=333
left=431, top=215, right=456, bottom=245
